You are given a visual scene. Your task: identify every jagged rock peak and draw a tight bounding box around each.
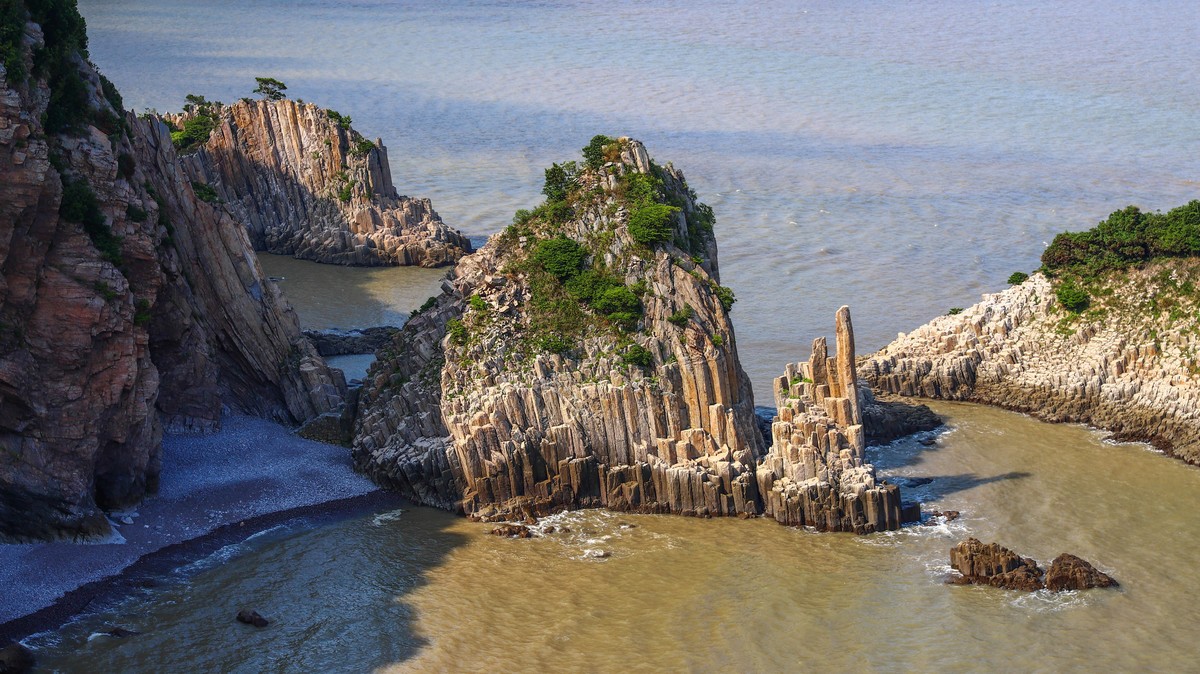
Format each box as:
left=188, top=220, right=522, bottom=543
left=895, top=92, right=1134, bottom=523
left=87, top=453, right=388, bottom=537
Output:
left=758, top=306, right=908, bottom=533
left=353, top=135, right=764, bottom=519
left=0, top=4, right=344, bottom=540
left=168, top=97, right=471, bottom=266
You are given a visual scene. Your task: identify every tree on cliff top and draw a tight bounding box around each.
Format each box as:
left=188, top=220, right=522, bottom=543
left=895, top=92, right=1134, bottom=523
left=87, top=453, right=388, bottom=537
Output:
left=253, top=77, right=287, bottom=100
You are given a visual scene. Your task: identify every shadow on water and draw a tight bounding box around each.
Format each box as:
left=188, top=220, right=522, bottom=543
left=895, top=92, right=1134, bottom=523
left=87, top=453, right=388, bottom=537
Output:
left=27, top=503, right=470, bottom=672
left=893, top=471, right=1032, bottom=502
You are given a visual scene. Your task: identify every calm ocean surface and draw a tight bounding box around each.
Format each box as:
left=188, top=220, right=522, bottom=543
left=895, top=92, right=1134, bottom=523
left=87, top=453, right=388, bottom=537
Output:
left=28, top=1, right=1200, bottom=670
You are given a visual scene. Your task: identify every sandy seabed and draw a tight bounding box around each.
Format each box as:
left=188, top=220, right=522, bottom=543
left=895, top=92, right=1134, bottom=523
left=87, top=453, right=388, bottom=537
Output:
left=0, top=415, right=384, bottom=640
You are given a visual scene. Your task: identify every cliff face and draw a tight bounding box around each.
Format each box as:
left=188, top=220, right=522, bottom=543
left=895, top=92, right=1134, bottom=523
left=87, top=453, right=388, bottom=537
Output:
left=861, top=266, right=1200, bottom=464
left=0, top=9, right=345, bottom=540
left=354, top=138, right=766, bottom=518
left=174, top=99, right=471, bottom=267
left=758, top=307, right=908, bottom=533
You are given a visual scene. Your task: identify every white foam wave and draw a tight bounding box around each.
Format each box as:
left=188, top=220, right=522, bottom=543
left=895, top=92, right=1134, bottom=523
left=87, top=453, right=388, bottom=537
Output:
left=371, top=508, right=406, bottom=526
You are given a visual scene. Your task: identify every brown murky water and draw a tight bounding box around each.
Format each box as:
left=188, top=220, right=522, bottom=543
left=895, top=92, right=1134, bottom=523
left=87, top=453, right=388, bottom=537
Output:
left=28, top=402, right=1200, bottom=672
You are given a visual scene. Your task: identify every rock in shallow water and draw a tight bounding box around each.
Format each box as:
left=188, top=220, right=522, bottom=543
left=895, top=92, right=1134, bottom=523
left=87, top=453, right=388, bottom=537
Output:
left=949, top=538, right=1118, bottom=592
left=236, top=610, right=270, bottom=628
left=0, top=643, right=35, bottom=674
left=1044, top=553, right=1119, bottom=591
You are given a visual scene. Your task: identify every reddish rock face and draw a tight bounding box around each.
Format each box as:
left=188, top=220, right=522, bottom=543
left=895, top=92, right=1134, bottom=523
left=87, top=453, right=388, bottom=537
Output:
left=1044, top=553, right=1119, bottom=591
left=0, top=11, right=344, bottom=540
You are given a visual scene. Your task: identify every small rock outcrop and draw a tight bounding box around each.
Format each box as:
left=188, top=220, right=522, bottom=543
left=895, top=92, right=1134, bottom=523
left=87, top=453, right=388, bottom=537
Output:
left=304, top=327, right=400, bottom=357
left=0, top=5, right=344, bottom=539
left=0, top=643, right=35, bottom=674
left=949, top=539, right=1117, bottom=592
left=757, top=308, right=909, bottom=533
left=949, top=538, right=1046, bottom=591
left=1044, top=553, right=1119, bottom=591
left=861, top=267, right=1200, bottom=464
left=235, top=609, right=269, bottom=628
left=174, top=98, right=471, bottom=266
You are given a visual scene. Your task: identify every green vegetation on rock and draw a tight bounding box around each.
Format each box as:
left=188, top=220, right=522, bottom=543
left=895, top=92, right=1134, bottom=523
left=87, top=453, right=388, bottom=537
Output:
left=1007, top=271, right=1029, bottom=285
left=60, top=178, right=122, bottom=266
left=253, top=76, right=287, bottom=100
left=171, top=94, right=220, bottom=153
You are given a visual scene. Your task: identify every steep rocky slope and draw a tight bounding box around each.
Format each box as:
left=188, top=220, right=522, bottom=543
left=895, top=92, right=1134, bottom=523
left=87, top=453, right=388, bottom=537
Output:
left=173, top=98, right=471, bottom=266
left=0, top=4, right=344, bottom=540
left=353, top=137, right=912, bottom=531
left=862, top=264, right=1200, bottom=464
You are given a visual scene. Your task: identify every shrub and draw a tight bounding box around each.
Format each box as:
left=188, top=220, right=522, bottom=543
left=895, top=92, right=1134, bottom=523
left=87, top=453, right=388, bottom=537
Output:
left=593, top=286, right=640, bottom=316
left=667, top=304, right=694, bottom=326
left=133, top=298, right=152, bottom=326
left=98, top=73, right=124, bottom=113
left=628, top=204, right=679, bottom=245
left=171, top=114, right=216, bottom=153
left=326, top=109, right=352, bottom=129
left=61, top=179, right=122, bottom=265
left=468, top=294, right=487, bottom=312
left=711, top=334, right=725, bottom=347
left=564, top=269, right=618, bottom=304
left=582, top=134, right=615, bottom=169
left=537, top=334, right=574, bottom=354
left=338, top=181, right=354, bottom=202
left=445, top=318, right=468, bottom=345
left=622, top=344, right=653, bottom=368
left=713, top=285, right=735, bottom=312
left=532, top=236, right=586, bottom=279
left=191, top=180, right=220, bottom=203
left=1007, top=271, right=1029, bottom=285
left=125, top=203, right=147, bottom=222
left=946, top=307, right=963, bottom=315
left=1055, top=281, right=1089, bottom=312
left=1041, top=201, right=1200, bottom=280
left=350, top=138, right=375, bottom=157
left=412, top=295, right=438, bottom=316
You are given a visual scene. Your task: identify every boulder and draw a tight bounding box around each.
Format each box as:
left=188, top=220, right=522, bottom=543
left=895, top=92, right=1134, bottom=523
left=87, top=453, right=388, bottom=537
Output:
left=491, top=524, right=533, bottom=538
left=1045, top=553, right=1118, bottom=591
left=0, top=643, right=35, bottom=673
left=236, top=609, right=270, bottom=628
left=949, top=538, right=1045, bottom=591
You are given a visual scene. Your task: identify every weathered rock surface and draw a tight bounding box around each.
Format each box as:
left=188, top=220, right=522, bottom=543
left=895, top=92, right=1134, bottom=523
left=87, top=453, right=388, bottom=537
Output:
left=304, top=326, right=400, bottom=357
left=354, top=138, right=766, bottom=520
left=1044, top=553, right=1119, bottom=591
left=861, top=268, right=1200, bottom=464
left=949, top=539, right=1117, bottom=592
left=174, top=99, right=471, bottom=266
left=352, top=139, right=909, bottom=532
left=757, top=308, right=909, bottom=533
left=949, top=538, right=1045, bottom=591
left=0, top=8, right=345, bottom=540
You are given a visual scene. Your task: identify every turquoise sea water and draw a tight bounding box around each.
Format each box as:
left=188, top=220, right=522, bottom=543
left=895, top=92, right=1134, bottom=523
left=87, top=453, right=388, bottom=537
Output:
left=79, top=0, right=1200, bottom=394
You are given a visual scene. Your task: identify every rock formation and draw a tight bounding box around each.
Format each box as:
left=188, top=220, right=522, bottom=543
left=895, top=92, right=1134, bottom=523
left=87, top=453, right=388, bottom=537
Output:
left=1044, top=553, right=1119, bottom=591
left=0, top=4, right=345, bottom=540
left=352, top=137, right=911, bottom=531
left=861, top=268, right=1200, bottom=464
left=173, top=98, right=471, bottom=266
left=949, top=539, right=1117, bottom=592
left=949, top=538, right=1046, bottom=591
left=756, top=308, right=910, bottom=533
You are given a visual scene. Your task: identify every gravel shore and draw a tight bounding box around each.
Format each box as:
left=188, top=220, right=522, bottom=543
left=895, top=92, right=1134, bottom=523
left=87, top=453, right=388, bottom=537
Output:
left=0, top=415, right=382, bottom=640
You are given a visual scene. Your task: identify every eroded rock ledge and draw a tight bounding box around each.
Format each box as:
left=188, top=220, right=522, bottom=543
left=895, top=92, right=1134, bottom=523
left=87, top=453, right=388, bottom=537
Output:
left=949, top=538, right=1118, bottom=592
left=352, top=138, right=913, bottom=532
left=861, top=267, right=1200, bottom=464
left=174, top=98, right=471, bottom=266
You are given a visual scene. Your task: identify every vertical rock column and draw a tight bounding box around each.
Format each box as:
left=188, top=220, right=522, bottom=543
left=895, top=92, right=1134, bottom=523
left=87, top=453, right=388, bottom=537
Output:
left=756, top=307, right=904, bottom=533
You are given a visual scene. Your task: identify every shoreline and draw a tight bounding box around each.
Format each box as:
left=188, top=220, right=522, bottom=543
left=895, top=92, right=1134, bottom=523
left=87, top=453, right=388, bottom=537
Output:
left=0, top=414, right=387, bottom=644
left=0, top=490, right=402, bottom=645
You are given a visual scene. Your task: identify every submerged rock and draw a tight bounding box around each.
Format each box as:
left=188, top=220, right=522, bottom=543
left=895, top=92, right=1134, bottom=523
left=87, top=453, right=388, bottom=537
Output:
left=236, top=609, right=269, bottom=628
left=491, top=523, right=533, bottom=538
left=173, top=99, right=471, bottom=267
left=1044, top=553, right=1119, bottom=591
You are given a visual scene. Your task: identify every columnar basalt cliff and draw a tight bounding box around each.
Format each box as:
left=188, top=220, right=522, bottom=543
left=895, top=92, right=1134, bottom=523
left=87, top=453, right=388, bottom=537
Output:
left=354, top=138, right=765, bottom=518
left=757, top=308, right=908, bottom=533
left=352, top=138, right=911, bottom=531
left=860, top=266, right=1200, bottom=464
left=173, top=98, right=471, bottom=266
left=0, top=6, right=345, bottom=540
